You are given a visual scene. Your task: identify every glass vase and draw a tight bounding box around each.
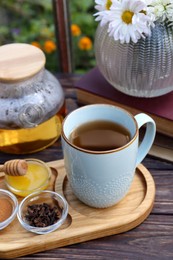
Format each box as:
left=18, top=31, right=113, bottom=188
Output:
left=94, top=22, right=173, bottom=97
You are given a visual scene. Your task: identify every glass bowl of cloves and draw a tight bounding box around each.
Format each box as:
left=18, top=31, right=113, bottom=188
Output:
left=0, top=189, right=18, bottom=230
left=17, top=190, right=68, bottom=234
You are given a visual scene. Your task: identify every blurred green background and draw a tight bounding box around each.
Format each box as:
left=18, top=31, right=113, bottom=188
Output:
left=0, top=0, right=97, bottom=74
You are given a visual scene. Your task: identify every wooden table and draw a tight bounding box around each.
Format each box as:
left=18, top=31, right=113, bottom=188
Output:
left=1, top=74, right=173, bottom=260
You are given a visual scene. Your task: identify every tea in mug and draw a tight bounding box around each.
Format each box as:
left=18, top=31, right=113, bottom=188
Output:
left=70, top=120, right=131, bottom=151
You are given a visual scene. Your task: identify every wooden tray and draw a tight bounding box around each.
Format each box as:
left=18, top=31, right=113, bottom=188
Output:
left=0, top=160, right=155, bottom=259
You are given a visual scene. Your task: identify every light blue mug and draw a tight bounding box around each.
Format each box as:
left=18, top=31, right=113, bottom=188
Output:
left=61, top=104, right=156, bottom=208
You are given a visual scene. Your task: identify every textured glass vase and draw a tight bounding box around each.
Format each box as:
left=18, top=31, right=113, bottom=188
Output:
left=94, top=22, right=173, bottom=97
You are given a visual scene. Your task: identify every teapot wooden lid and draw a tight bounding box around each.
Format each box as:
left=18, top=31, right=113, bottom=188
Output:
left=0, top=43, right=46, bottom=83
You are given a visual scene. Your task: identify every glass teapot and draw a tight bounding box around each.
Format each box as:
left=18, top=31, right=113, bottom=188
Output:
left=0, top=43, right=64, bottom=154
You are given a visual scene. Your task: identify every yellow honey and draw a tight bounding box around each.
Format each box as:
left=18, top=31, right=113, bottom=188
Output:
left=5, top=160, right=51, bottom=197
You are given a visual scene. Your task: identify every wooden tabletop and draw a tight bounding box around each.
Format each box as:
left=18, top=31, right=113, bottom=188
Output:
left=1, top=74, right=173, bottom=260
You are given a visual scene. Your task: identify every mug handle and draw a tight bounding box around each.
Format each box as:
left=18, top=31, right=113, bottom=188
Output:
left=134, top=113, right=156, bottom=166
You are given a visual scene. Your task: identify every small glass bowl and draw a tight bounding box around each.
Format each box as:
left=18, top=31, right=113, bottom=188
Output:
left=17, top=190, right=68, bottom=234
left=0, top=189, right=18, bottom=230
left=5, top=158, right=51, bottom=197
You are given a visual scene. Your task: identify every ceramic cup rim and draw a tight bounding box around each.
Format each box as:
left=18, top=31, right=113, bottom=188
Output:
left=61, top=104, right=138, bottom=154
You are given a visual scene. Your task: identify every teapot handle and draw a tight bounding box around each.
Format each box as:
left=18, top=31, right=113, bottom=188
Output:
left=18, top=104, right=44, bottom=128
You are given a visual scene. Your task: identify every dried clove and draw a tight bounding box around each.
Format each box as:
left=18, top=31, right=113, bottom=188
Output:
left=24, top=203, right=61, bottom=227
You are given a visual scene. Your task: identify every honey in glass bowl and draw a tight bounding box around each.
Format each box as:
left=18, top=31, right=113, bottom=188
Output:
left=5, top=159, right=51, bottom=197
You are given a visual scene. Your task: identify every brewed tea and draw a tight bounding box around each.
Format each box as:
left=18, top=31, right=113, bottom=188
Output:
left=70, top=120, right=131, bottom=151
left=0, top=114, right=62, bottom=154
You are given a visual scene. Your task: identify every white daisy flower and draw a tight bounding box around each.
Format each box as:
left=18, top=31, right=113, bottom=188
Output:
left=94, top=0, right=112, bottom=11
left=94, top=0, right=113, bottom=26
left=148, top=0, right=173, bottom=22
left=107, top=0, right=154, bottom=44
left=167, top=4, right=173, bottom=23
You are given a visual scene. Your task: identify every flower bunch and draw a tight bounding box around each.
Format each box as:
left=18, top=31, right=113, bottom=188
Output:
left=70, top=24, right=94, bottom=72
left=94, top=0, right=173, bottom=43
left=71, top=24, right=93, bottom=51
left=31, top=40, right=56, bottom=54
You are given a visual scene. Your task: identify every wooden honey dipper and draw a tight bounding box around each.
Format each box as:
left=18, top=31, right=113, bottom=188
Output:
left=0, top=159, right=28, bottom=176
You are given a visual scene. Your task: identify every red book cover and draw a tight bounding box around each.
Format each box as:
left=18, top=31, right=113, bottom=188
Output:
left=75, top=67, right=173, bottom=137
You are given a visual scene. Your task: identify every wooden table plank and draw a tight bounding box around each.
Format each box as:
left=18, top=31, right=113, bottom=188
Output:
left=13, top=215, right=173, bottom=259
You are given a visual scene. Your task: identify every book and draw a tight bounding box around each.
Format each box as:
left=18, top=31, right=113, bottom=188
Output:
left=75, top=67, right=173, bottom=138
left=149, top=144, right=173, bottom=162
